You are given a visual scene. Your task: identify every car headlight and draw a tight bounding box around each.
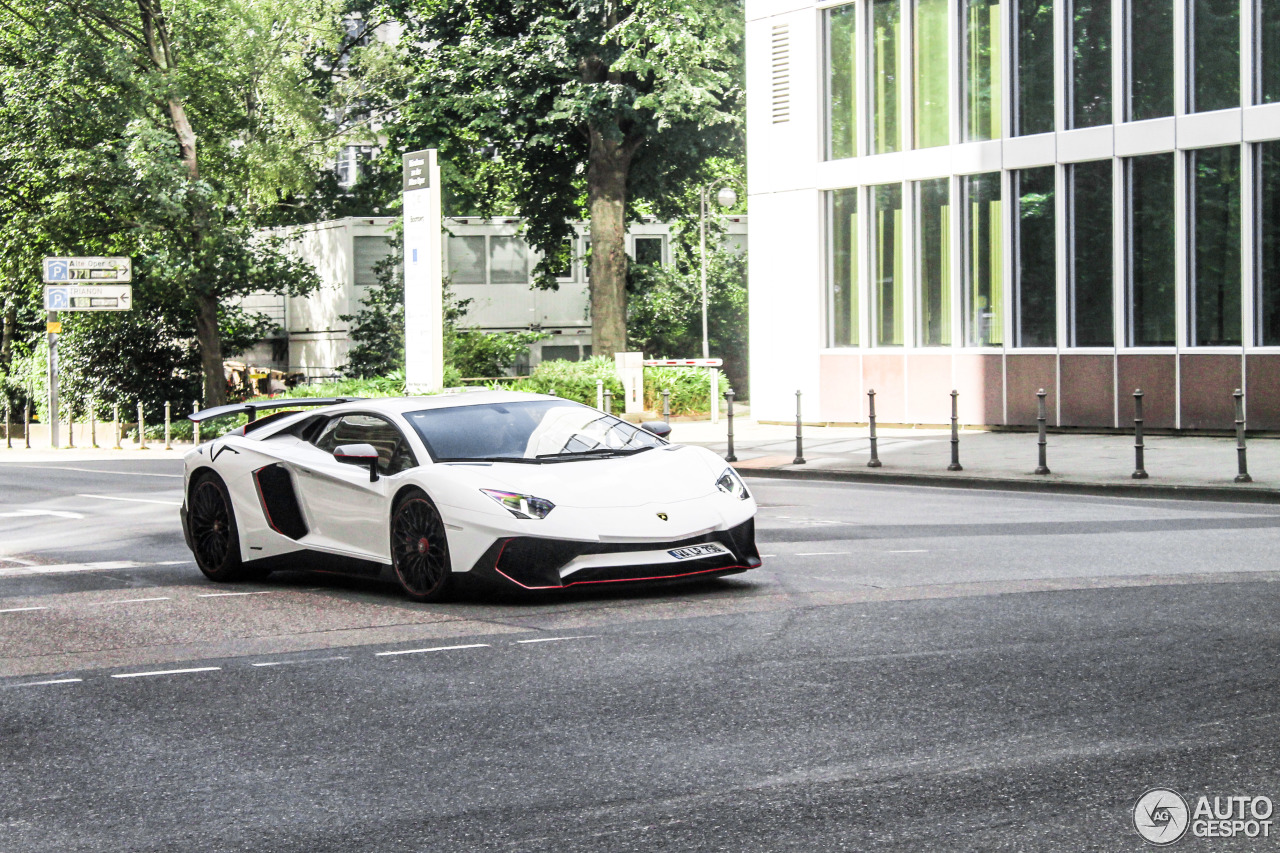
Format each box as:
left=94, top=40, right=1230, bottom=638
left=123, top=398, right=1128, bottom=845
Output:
left=481, top=489, right=556, bottom=519
left=715, top=468, right=750, bottom=500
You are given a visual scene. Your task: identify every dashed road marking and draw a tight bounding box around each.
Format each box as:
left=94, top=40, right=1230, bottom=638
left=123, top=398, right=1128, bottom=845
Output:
left=0, top=465, right=181, bottom=478
left=516, top=636, right=594, bottom=644
left=0, top=606, right=47, bottom=614
left=795, top=552, right=851, bottom=557
left=0, top=560, right=187, bottom=579
left=376, top=643, right=490, bottom=657
left=76, top=494, right=183, bottom=506
left=888, top=549, right=929, bottom=553
left=111, top=666, right=221, bottom=679
left=0, top=509, right=84, bottom=519
left=13, top=678, right=82, bottom=687
left=252, top=656, right=350, bottom=667
left=88, top=597, right=171, bottom=606
left=197, top=591, right=273, bottom=598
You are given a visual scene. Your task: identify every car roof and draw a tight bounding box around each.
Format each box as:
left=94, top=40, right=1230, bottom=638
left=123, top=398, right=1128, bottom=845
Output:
left=324, top=390, right=567, bottom=417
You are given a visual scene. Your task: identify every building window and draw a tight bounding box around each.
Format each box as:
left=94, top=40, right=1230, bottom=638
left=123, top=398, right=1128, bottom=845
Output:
left=447, top=235, right=487, bottom=284
left=963, top=0, right=1003, bottom=141
left=873, top=184, right=905, bottom=345
left=872, top=0, right=903, bottom=153
left=826, top=4, right=859, bottom=159
left=1126, top=153, right=1176, bottom=346
left=1068, top=160, right=1114, bottom=346
left=1014, top=167, right=1057, bottom=346
left=489, top=236, right=529, bottom=283
left=1189, top=146, right=1242, bottom=346
left=962, top=172, right=1004, bottom=345
left=1258, top=142, right=1280, bottom=344
left=1189, top=0, right=1240, bottom=112
left=914, top=0, right=950, bottom=148
left=1127, top=0, right=1174, bottom=120
left=916, top=178, right=952, bottom=345
left=633, top=236, right=664, bottom=266
left=1014, top=0, right=1055, bottom=136
left=1068, top=0, right=1112, bottom=128
left=828, top=189, right=860, bottom=347
left=1263, top=0, right=1280, bottom=103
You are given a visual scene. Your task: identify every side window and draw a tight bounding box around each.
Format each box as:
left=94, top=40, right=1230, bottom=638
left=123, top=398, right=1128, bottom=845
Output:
left=313, top=414, right=417, bottom=476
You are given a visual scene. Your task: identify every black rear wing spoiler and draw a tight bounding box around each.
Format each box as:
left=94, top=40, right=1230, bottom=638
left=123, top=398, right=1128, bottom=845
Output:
left=189, top=397, right=364, bottom=424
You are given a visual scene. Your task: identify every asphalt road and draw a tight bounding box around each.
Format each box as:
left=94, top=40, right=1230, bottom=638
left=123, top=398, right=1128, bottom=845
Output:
left=2, top=457, right=1279, bottom=851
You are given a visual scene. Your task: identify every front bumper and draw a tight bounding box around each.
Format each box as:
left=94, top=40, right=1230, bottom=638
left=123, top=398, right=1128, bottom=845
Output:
left=468, top=518, right=760, bottom=590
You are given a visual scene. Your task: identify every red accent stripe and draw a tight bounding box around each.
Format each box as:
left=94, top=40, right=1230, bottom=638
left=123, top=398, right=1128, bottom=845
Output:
left=488, top=541, right=754, bottom=591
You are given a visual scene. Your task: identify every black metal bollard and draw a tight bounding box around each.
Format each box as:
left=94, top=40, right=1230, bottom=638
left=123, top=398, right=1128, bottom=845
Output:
left=1234, top=388, right=1252, bottom=483
left=793, top=390, right=806, bottom=465
left=1132, top=389, right=1148, bottom=479
left=603, top=389, right=613, bottom=415
left=867, top=389, right=882, bottom=468
left=947, top=390, right=963, bottom=471
left=1034, top=389, right=1050, bottom=475
left=662, top=389, right=671, bottom=424
left=724, top=390, right=737, bottom=462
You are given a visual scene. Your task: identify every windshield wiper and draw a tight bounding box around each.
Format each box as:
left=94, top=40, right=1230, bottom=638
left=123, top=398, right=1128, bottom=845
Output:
left=437, top=456, right=543, bottom=464
left=535, top=446, right=655, bottom=460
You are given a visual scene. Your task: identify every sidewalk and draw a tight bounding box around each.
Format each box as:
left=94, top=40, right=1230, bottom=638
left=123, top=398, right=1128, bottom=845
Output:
left=672, top=418, right=1280, bottom=503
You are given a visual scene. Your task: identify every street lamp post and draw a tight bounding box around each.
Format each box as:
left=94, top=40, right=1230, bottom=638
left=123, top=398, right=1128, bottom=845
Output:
left=699, top=180, right=738, bottom=360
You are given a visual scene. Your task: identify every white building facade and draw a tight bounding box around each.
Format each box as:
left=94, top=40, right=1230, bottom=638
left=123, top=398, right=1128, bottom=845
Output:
left=746, top=0, right=1280, bottom=429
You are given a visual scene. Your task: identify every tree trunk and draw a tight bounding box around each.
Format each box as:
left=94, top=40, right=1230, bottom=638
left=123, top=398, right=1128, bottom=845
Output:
left=0, top=300, right=15, bottom=374
left=193, top=291, right=225, bottom=406
left=586, top=128, right=633, bottom=358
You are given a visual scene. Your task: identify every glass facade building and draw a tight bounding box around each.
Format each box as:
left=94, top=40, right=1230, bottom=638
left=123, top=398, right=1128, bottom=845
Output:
left=748, top=0, right=1280, bottom=429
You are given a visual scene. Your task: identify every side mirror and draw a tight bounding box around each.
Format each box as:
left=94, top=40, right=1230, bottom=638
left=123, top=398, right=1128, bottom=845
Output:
left=334, top=443, right=380, bottom=482
left=640, top=421, right=672, bottom=439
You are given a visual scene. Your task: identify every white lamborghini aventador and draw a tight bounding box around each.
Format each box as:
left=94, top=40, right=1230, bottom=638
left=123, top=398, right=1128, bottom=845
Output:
left=180, top=391, right=760, bottom=601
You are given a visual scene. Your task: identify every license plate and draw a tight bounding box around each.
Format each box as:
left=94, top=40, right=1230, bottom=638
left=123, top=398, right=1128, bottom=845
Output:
left=667, top=543, right=731, bottom=561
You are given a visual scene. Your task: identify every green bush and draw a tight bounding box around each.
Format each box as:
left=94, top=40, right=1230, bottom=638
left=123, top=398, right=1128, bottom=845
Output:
left=642, top=366, right=730, bottom=416
left=506, top=357, right=625, bottom=411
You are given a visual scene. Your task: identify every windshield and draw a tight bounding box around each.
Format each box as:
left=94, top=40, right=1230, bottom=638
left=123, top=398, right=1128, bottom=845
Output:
left=405, top=400, right=665, bottom=462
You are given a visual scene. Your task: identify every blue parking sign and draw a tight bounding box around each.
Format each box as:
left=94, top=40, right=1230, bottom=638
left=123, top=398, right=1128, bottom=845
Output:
left=44, top=287, right=70, bottom=310
left=44, top=259, right=69, bottom=281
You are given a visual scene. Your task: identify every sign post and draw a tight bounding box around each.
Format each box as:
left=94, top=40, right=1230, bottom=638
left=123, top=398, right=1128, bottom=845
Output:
left=402, top=150, right=444, bottom=393
left=42, top=258, right=133, bottom=448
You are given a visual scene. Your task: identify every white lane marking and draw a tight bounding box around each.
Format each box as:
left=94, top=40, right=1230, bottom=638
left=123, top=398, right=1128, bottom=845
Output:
left=0, top=560, right=179, bottom=579
left=795, top=552, right=851, bottom=557
left=14, top=678, right=82, bottom=687
left=0, top=465, right=181, bottom=479
left=0, top=509, right=85, bottom=520
left=515, top=636, right=595, bottom=644
left=252, top=656, right=350, bottom=667
left=888, top=549, right=929, bottom=553
left=759, top=554, right=776, bottom=558
left=111, top=666, right=221, bottom=679
left=88, top=597, right=171, bottom=606
left=376, top=643, right=490, bottom=657
left=0, top=556, right=37, bottom=566
left=0, top=606, right=47, bottom=614
left=76, top=494, right=183, bottom=507
left=197, top=591, right=273, bottom=598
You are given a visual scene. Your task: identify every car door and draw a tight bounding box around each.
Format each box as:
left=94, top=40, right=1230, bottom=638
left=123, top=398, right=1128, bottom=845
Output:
left=289, top=413, right=419, bottom=561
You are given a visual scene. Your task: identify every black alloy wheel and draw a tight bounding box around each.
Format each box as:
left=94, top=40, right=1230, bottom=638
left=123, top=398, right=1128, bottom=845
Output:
left=391, top=493, right=452, bottom=601
left=189, top=476, right=246, bottom=581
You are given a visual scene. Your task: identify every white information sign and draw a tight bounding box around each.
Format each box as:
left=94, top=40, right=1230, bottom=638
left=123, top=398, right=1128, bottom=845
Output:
left=44, top=285, right=133, bottom=311
left=402, top=149, right=444, bottom=393
left=43, top=257, right=132, bottom=283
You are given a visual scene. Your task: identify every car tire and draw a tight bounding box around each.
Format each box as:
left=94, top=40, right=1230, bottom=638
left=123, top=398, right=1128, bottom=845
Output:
left=391, top=490, right=453, bottom=602
left=189, top=473, right=255, bottom=582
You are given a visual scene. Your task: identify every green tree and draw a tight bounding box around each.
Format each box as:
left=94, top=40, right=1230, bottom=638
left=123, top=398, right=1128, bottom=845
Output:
left=384, top=0, right=744, bottom=356
left=0, top=0, right=356, bottom=405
